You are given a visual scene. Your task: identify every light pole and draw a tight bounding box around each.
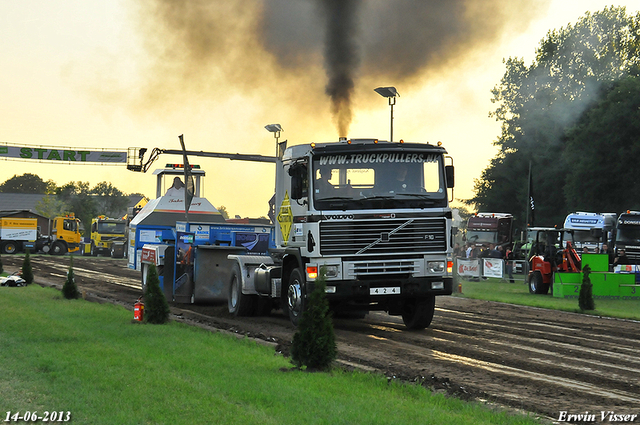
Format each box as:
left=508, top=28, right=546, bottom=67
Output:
left=374, top=86, right=399, bottom=142
left=265, top=124, right=283, bottom=157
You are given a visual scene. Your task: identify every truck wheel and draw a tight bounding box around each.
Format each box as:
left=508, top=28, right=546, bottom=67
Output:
left=2, top=242, right=18, bottom=254
left=287, top=268, right=306, bottom=327
left=228, top=264, right=255, bottom=316
left=529, top=271, right=548, bottom=294
left=401, top=295, right=435, bottom=330
left=50, top=241, right=67, bottom=255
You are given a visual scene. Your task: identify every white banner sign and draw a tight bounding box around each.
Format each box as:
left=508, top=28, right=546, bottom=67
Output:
left=482, top=259, right=504, bottom=278
left=0, top=145, right=127, bottom=163
left=457, top=259, right=480, bottom=277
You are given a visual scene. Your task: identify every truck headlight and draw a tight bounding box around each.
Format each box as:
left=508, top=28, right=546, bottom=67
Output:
left=427, top=261, right=445, bottom=273
left=323, top=265, right=339, bottom=278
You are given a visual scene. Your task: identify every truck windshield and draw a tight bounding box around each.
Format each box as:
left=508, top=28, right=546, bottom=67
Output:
left=563, top=230, right=601, bottom=245
left=616, top=226, right=640, bottom=244
left=97, top=222, right=126, bottom=234
left=466, top=231, right=497, bottom=244
left=312, top=152, right=446, bottom=210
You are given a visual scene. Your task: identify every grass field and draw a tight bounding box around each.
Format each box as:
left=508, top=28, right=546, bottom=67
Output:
left=0, top=284, right=543, bottom=425
left=453, top=274, right=640, bottom=321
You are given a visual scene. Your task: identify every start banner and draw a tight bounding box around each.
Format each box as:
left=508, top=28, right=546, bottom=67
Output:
left=0, top=144, right=127, bottom=163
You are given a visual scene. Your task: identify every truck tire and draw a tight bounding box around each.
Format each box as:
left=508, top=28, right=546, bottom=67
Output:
left=529, top=271, right=548, bottom=294
left=401, top=295, right=435, bottom=330
left=286, top=268, right=306, bottom=327
left=228, top=264, right=255, bottom=316
left=50, top=241, right=67, bottom=256
left=2, top=241, right=18, bottom=254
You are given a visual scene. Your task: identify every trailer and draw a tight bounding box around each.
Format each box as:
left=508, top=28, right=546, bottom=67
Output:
left=130, top=137, right=455, bottom=330
left=0, top=215, right=82, bottom=255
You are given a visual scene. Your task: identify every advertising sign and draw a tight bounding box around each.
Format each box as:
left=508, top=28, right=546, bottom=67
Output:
left=457, top=259, right=480, bottom=277
left=483, top=259, right=504, bottom=278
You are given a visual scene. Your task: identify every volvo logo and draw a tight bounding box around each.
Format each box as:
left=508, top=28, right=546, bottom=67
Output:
left=322, top=214, right=354, bottom=220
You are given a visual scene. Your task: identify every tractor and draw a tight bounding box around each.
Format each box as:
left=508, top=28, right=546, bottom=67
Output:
left=527, top=228, right=582, bottom=294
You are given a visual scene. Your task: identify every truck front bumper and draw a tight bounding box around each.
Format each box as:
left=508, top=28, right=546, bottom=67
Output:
left=306, top=276, right=453, bottom=301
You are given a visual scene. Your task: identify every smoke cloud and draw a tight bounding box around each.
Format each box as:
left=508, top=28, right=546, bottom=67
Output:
left=131, top=0, right=549, bottom=137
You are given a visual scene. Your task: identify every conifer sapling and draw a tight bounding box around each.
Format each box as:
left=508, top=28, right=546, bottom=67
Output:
left=291, top=266, right=337, bottom=370
left=144, top=264, right=171, bottom=324
left=21, top=249, right=34, bottom=285
left=62, top=256, right=80, bottom=299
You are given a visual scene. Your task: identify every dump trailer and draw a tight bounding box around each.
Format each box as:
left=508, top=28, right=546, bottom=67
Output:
left=0, top=215, right=82, bottom=255
left=133, top=138, right=455, bottom=330
left=0, top=218, right=45, bottom=254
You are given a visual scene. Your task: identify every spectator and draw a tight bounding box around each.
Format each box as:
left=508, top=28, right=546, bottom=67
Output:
left=505, top=245, right=515, bottom=283
left=614, top=249, right=630, bottom=266
left=453, top=243, right=462, bottom=258
left=165, top=177, right=185, bottom=197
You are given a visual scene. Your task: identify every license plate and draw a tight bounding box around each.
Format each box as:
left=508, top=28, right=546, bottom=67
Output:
left=370, top=287, right=400, bottom=295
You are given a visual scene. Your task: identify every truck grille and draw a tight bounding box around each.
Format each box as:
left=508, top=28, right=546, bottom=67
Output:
left=320, top=218, right=446, bottom=256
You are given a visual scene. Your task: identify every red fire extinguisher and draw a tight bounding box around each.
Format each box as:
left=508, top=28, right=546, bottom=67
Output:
left=134, top=297, right=144, bottom=322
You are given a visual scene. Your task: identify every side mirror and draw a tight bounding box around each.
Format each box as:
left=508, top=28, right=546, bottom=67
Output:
left=288, top=163, right=308, bottom=200
left=445, top=165, right=454, bottom=189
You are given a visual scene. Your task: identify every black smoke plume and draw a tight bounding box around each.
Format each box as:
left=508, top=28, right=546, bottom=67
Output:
left=132, top=0, right=549, bottom=137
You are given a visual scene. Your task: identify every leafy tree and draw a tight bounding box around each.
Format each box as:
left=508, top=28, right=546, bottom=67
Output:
left=564, top=76, right=640, bottom=213
left=92, top=182, right=130, bottom=218
left=62, top=257, right=80, bottom=299
left=217, top=205, right=229, bottom=220
left=291, top=267, right=336, bottom=371
left=473, top=7, right=640, bottom=229
left=144, top=264, right=171, bottom=324
left=35, top=195, right=69, bottom=219
left=21, top=250, right=34, bottom=285
left=55, top=181, right=99, bottom=233
left=0, top=173, right=56, bottom=194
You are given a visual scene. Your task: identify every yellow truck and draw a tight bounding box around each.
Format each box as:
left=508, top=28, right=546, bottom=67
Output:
left=83, top=216, right=127, bottom=258
left=0, top=214, right=82, bottom=255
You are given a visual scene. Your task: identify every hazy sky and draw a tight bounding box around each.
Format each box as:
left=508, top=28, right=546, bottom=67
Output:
left=1, top=0, right=638, bottom=218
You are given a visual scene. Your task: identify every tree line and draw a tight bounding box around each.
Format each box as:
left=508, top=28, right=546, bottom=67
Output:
left=0, top=173, right=145, bottom=232
left=470, top=6, right=640, bottom=236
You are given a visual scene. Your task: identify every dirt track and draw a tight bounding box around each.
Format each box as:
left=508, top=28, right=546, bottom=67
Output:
left=4, top=255, right=640, bottom=422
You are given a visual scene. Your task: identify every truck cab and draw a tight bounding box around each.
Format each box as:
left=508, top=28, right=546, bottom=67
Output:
left=614, top=211, right=640, bottom=263
left=50, top=214, right=82, bottom=255
left=274, top=138, right=455, bottom=329
left=562, top=212, right=615, bottom=253
left=87, top=216, right=127, bottom=257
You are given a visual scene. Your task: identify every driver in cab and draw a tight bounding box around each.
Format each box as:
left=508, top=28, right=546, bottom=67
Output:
left=315, top=167, right=335, bottom=195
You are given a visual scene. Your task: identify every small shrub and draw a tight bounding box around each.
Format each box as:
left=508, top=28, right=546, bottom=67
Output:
left=291, top=267, right=337, bottom=370
left=62, top=256, right=80, bottom=299
left=144, top=264, right=170, bottom=324
left=579, top=264, right=595, bottom=311
left=21, top=250, right=34, bottom=285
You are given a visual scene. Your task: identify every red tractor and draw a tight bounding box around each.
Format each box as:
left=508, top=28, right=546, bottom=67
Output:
left=527, top=228, right=582, bottom=294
